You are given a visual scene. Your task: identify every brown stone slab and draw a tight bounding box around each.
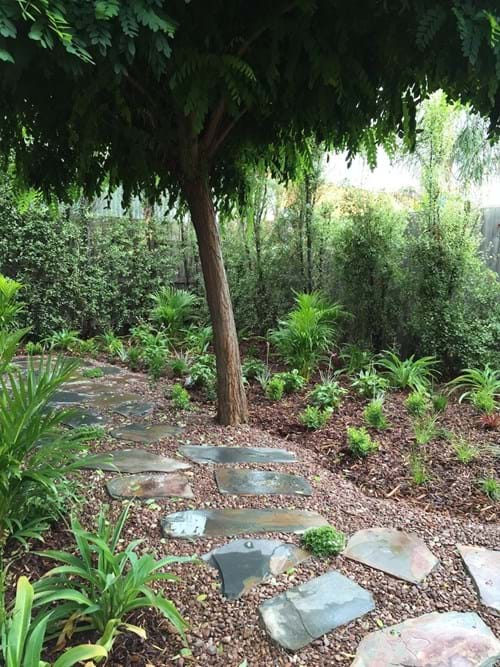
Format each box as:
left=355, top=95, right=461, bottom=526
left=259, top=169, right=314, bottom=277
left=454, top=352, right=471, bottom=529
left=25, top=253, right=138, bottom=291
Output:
left=106, top=473, right=193, bottom=500
left=215, top=468, right=312, bottom=496
left=458, top=544, right=500, bottom=613
left=80, top=448, right=191, bottom=473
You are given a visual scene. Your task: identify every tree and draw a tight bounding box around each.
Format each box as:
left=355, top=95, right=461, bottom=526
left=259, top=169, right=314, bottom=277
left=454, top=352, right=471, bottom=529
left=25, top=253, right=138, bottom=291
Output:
left=0, top=1, right=499, bottom=423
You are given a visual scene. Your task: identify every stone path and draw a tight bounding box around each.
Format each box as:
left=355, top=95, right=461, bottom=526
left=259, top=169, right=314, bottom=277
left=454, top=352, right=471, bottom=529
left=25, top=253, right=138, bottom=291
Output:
left=30, top=357, right=500, bottom=662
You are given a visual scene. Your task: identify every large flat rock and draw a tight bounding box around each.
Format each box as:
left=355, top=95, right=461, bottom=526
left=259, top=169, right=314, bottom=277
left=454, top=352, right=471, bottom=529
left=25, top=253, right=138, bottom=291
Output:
left=259, top=571, right=375, bottom=651
left=351, top=611, right=500, bottom=667
left=106, top=473, right=193, bottom=499
left=110, top=423, right=184, bottom=442
left=203, top=539, right=309, bottom=599
left=87, top=392, right=143, bottom=409
left=215, top=468, right=312, bottom=496
left=343, top=527, right=438, bottom=583
left=161, top=509, right=328, bottom=539
left=80, top=448, right=191, bottom=473
left=178, top=445, right=297, bottom=464
left=112, top=400, right=155, bottom=417
left=458, top=544, right=500, bottom=613
left=60, top=408, right=107, bottom=429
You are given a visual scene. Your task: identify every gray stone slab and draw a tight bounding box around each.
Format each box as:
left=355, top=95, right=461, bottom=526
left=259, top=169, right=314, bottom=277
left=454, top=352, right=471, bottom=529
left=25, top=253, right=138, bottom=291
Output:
left=112, top=400, right=155, bottom=417
left=259, top=570, right=375, bottom=651
left=458, top=544, right=500, bottom=613
left=179, top=444, right=297, bottom=464
left=110, top=423, right=184, bottom=442
left=106, top=473, right=193, bottom=500
left=80, top=448, right=191, bottom=473
left=343, top=527, right=438, bottom=584
left=215, top=468, right=312, bottom=496
left=203, top=539, right=309, bottom=599
left=87, top=392, right=143, bottom=409
left=161, top=509, right=328, bottom=539
left=49, top=390, right=92, bottom=406
left=351, top=611, right=500, bottom=667
left=60, top=408, right=107, bottom=429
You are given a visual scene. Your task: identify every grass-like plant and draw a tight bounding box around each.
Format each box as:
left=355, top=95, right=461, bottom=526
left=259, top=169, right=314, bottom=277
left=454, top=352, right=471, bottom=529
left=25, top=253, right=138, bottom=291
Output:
left=33, top=505, right=194, bottom=652
left=301, top=526, right=346, bottom=557
left=169, top=351, right=192, bottom=377
left=377, top=350, right=440, bottom=392
left=45, top=329, right=81, bottom=352
left=405, top=390, right=429, bottom=416
left=346, top=426, right=379, bottom=457
left=126, top=346, right=142, bottom=371
left=269, top=292, right=345, bottom=380
left=412, top=414, right=439, bottom=446
left=299, top=405, right=332, bottom=430
left=150, top=286, right=199, bottom=337
left=351, top=367, right=389, bottom=398
left=432, top=393, right=448, bottom=413
left=171, top=383, right=191, bottom=410
left=308, top=378, right=347, bottom=410
left=363, top=397, right=388, bottom=429
left=339, top=344, right=374, bottom=375
left=409, top=452, right=429, bottom=485
left=447, top=365, right=500, bottom=413
left=182, top=324, right=212, bottom=354
left=82, top=367, right=104, bottom=379
left=24, top=340, right=44, bottom=355
left=451, top=436, right=479, bottom=464
left=265, top=376, right=285, bottom=401
left=479, top=477, right=500, bottom=501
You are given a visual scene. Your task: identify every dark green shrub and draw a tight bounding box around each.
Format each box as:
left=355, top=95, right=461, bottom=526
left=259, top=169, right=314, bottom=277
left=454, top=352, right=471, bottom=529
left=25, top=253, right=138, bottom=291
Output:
left=363, top=397, right=388, bottom=429
left=274, top=369, right=306, bottom=393
left=265, top=376, right=285, bottom=401
left=301, top=526, right=346, bottom=557
left=351, top=368, right=389, bottom=398
left=405, top=391, right=429, bottom=416
left=308, top=379, right=346, bottom=409
left=299, top=405, right=332, bottom=430
left=242, top=357, right=266, bottom=382
left=171, top=384, right=190, bottom=410
left=82, top=367, right=104, bottom=379
left=347, top=426, right=379, bottom=457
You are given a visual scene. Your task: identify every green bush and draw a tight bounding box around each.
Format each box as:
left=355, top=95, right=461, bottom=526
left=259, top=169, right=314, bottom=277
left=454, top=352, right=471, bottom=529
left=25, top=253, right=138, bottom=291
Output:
left=448, top=365, right=499, bottom=413
left=405, top=391, right=429, bottom=416
left=150, top=286, right=199, bottom=337
left=347, top=426, right=379, bottom=457
left=169, top=352, right=191, bottom=377
left=82, top=367, right=104, bottom=379
left=479, top=477, right=500, bottom=501
left=339, top=344, right=374, bottom=374
left=274, top=369, right=306, bottom=393
left=171, top=384, right=191, bottom=410
left=45, top=329, right=81, bottom=352
left=308, top=379, right=346, bottom=410
left=432, top=393, right=448, bottom=412
left=242, top=356, right=266, bottom=382
left=377, top=350, right=439, bottom=392
left=265, top=376, right=285, bottom=401
left=351, top=367, right=389, bottom=398
left=24, top=340, right=44, bottom=355
left=126, top=346, right=142, bottom=371
left=363, top=397, right=388, bottom=429
left=299, top=405, right=332, bottom=430
left=301, top=526, right=346, bottom=557
left=189, top=354, right=216, bottom=389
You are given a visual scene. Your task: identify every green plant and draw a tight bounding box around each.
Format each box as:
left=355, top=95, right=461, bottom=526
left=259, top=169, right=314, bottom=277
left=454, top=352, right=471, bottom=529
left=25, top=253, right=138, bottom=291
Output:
left=409, top=452, right=429, bottom=485
left=169, top=352, right=191, bottom=377
left=351, top=367, right=389, bottom=398
left=183, top=324, right=212, bottom=354
left=451, top=436, right=478, bottom=464
left=432, top=393, right=448, bottom=412
left=412, top=414, right=439, bottom=445
left=82, top=367, right=104, bottom=379
left=25, top=341, right=44, bottom=355
left=138, top=330, right=169, bottom=380
left=72, top=425, right=107, bottom=442
left=45, top=329, right=81, bottom=352
left=0, top=275, right=24, bottom=329
left=242, top=357, right=266, bottom=382
left=300, top=526, right=346, bottom=557
left=171, top=384, right=191, bottom=410
left=471, top=388, right=496, bottom=414
left=363, top=397, right=388, bottom=429
left=126, top=346, right=142, bottom=371
left=447, top=365, right=500, bottom=411
left=33, top=505, right=194, bottom=653
left=479, top=477, right=500, bottom=501
left=0, top=576, right=107, bottom=667
left=189, top=354, right=216, bottom=390
left=150, top=286, right=199, bottom=337
left=265, top=376, right=285, bottom=401
left=308, top=379, right=346, bottom=410
left=347, top=426, right=379, bottom=457
left=299, top=405, right=332, bottom=430
left=269, top=292, right=345, bottom=379
left=339, top=345, right=374, bottom=375
left=75, top=338, right=98, bottom=356
left=377, top=350, right=440, bottom=391
left=274, top=369, right=306, bottom=394
left=405, top=390, right=429, bottom=416
left=99, top=330, right=125, bottom=358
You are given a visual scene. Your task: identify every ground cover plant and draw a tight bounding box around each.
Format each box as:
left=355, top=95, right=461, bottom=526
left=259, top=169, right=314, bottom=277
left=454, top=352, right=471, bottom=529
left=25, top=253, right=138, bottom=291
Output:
left=301, top=526, right=346, bottom=558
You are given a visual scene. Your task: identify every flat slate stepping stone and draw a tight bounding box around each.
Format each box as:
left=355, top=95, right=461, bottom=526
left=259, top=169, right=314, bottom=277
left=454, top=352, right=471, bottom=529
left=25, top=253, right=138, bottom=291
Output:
left=106, top=473, right=193, bottom=500
left=458, top=544, right=500, bottom=613
left=215, top=468, right=312, bottom=496
left=110, top=423, right=184, bottom=442
left=60, top=408, right=107, bottom=429
left=87, top=392, right=143, bottom=408
left=161, top=509, right=328, bottom=539
left=203, top=539, right=309, bottom=599
left=112, top=400, right=155, bottom=417
left=343, top=527, right=438, bottom=584
left=259, top=570, right=375, bottom=651
left=179, top=444, right=297, bottom=464
left=81, top=448, right=191, bottom=473
left=351, top=611, right=500, bottom=666
left=49, top=390, right=91, bottom=405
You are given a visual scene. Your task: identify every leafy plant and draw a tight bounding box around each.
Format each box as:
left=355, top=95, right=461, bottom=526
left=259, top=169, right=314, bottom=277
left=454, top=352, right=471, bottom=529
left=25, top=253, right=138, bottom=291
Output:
left=409, top=452, right=429, bottom=485
left=274, top=369, right=306, bottom=394
left=72, top=425, right=107, bottom=442
left=45, top=329, right=81, bottom=352
left=126, top=346, right=142, bottom=371
left=447, top=365, right=500, bottom=411
left=242, top=357, right=266, bottom=382
left=308, top=379, right=346, bottom=410
left=150, top=286, right=199, bottom=337
left=339, top=344, right=374, bottom=375
left=479, top=477, right=500, bottom=501
left=351, top=367, right=389, bottom=398
left=265, top=376, right=285, bottom=401
left=183, top=324, right=212, bottom=354
left=75, top=338, right=98, bottom=356
left=269, top=292, right=345, bottom=379
left=82, top=367, right=104, bottom=379
left=377, top=350, right=440, bottom=391
left=169, top=352, right=191, bottom=377
left=479, top=413, right=500, bottom=430
left=432, top=393, right=448, bottom=413
left=405, top=390, right=429, bottom=416
left=346, top=426, right=379, bottom=457
left=137, top=330, right=169, bottom=380
left=171, top=384, right=190, bottom=410
left=25, top=341, right=44, bottom=355
left=188, top=354, right=216, bottom=391
left=412, top=414, right=439, bottom=445
left=298, top=405, right=332, bottom=430
left=0, top=275, right=24, bottom=329
left=451, top=436, right=478, bottom=464
left=301, top=526, right=346, bottom=557
left=471, top=388, right=496, bottom=414
left=33, top=505, right=194, bottom=653
left=0, top=576, right=107, bottom=667
left=363, top=397, right=388, bottom=429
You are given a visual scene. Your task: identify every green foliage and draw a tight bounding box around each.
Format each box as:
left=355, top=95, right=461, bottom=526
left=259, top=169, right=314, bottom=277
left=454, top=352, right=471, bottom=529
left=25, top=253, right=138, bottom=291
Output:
left=169, top=352, right=191, bottom=377
left=351, top=368, right=389, bottom=398
left=274, top=369, right=306, bottom=394
left=125, top=346, right=142, bottom=372
left=300, top=526, right=346, bottom=558
left=471, top=389, right=496, bottom=414
left=150, top=287, right=199, bottom=337
left=377, top=351, right=439, bottom=392
left=363, top=397, right=388, bottom=429
left=432, top=393, right=448, bottom=413
left=82, top=367, right=104, bottom=379
left=24, top=341, right=44, bottom=355
left=0, top=274, right=24, bottom=329
left=451, top=436, right=478, bottom=464
left=265, top=376, right=285, bottom=401
left=241, top=357, right=266, bottom=382
left=308, top=379, right=346, bottom=410
left=75, top=338, right=98, bottom=356
left=339, top=344, right=374, bottom=375
left=34, top=505, right=193, bottom=652
left=269, top=292, right=345, bottom=380
left=72, top=425, right=106, bottom=442
left=298, top=405, right=332, bottom=430
left=409, top=452, right=429, bottom=485
left=183, top=324, right=212, bottom=354
left=0, top=576, right=107, bottom=667
left=479, top=477, right=500, bottom=501
left=188, top=354, right=216, bottom=398
left=134, top=329, right=169, bottom=380
left=346, top=426, right=379, bottom=457
left=171, top=384, right=190, bottom=410
left=412, top=414, right=439, bottom=445
left=448, top=365, right=499, bottom=413
left=405, top=391, right=430, bottom=417
left=45, top=329, right=81, bottom=352
left=99, top=330, right=125, bottom=358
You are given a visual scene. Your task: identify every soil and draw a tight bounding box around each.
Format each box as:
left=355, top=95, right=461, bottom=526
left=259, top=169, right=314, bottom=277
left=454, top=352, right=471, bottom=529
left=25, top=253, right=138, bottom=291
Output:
left=5, top=358, right=500, bottom=667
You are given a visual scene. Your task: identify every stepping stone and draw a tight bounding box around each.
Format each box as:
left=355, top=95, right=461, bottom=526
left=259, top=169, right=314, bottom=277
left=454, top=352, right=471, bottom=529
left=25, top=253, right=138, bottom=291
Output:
left=179, top=444, right=297, bottom=464
left=60, top=408, right=107, bottom=429
left=80, top=448, right=191, bottom=473
left=343, top=527, right=438, bottom=584
left=458, top=544, right=500, bottom=613
left=106, top=473, right=193, bottom=500
left=161, top=509, right=328, bottom=539
left=203, top=539, right=309, bottom=599
left=87, top=392, right=143, bottom=408
left=215, top=468, right=312, bottom=496
left=49, top=390, right=91, bottom=406
left=94, top=365, right=123, bottom=376
left=351, top=611, right=500, bottom=666
left=259, top=570, right=375, bottom=651
left=110, top=423, right=183, bottom=442
left=112, top=400, right=155, bottom=417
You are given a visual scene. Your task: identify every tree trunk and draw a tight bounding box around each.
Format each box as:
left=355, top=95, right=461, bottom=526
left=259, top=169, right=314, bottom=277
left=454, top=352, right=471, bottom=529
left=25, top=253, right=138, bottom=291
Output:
left=182, top=174, right=248, bottom=425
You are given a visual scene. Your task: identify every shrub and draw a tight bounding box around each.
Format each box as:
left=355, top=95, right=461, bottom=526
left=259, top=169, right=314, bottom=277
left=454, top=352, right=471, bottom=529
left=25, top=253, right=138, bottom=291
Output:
left=339, top=344, right=374, bottom=374
left=301, top=526, right=346, bottom=557
left=363, top=397, right=388, bottom=429
left=150, top=286, right=199, bottom=337
left=126, top=345, right=142, bottom=371
left=274, top=369, right=306, bottom=394
left=432, top=393, right=448, bottom=412
left=34, top=505, right=194, bottom=652
left=299, top=405, right=332, bottom=430
left=412, top=414, right=439, bottom=445
left=409, top=452, right=429, bottom=485
left=308, top=379, right=346, bottom=410
left=377, top=350, right=440, bottom=391
left=137, top=330, right=169, bottom=380
left=75, top=337, right=98, bottom=356
left=171, top=384, right=191, bottom=410
left=347, top=426, right=379, bottom=457
left=189, top=354, right=216, bottom=389
left=265, top=376, right=285, bottom=401
left=242, top=356, right=266, bottom=382
left=451, top=436, right=478, bottom=464
left=169, top=352, right=191, bottom=377
left=351, top=367, right=389, bottom=398
left=471, top=388, right=496, bottom=414
left=269, top=292, right=345, bottom=379
left=479, top=477, right=500, bottom=501
left=405, top=390, right=429, bottom=416
left=82, top=367, right=104, bottom=379
left=72, top=425, right=107, bottom=442
left=447, top=365, right=500, bottom=411
left=183, top=324, right=212, bottom=353
left=24, top=340, right=44, bottom=355
left=98, top=330, right=125, bottom=358
left=45, top=329, right=81, bottom=352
